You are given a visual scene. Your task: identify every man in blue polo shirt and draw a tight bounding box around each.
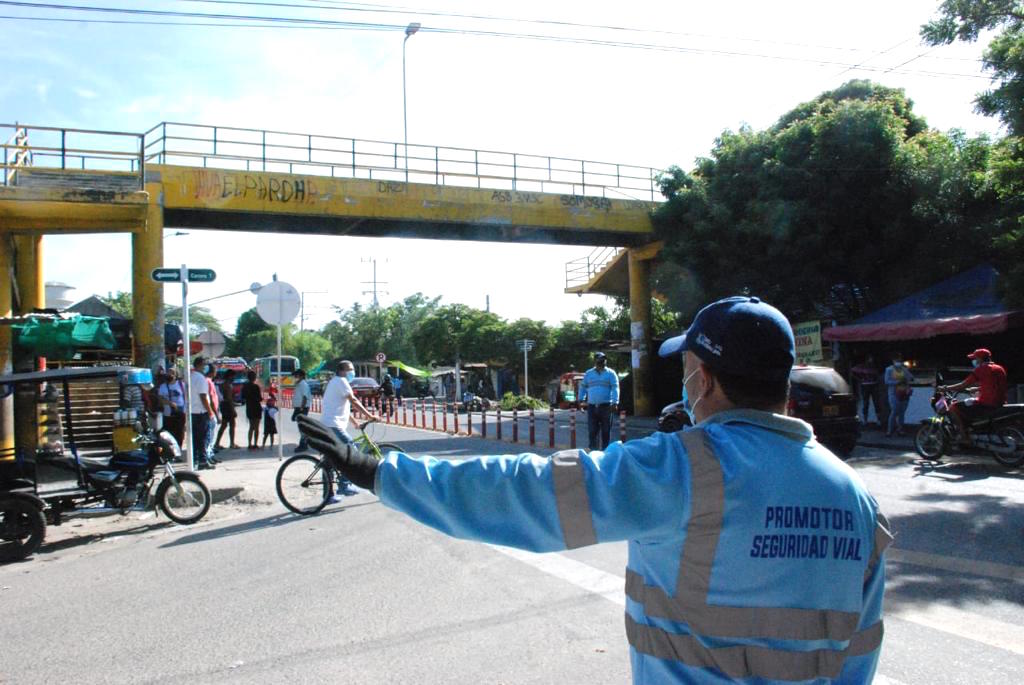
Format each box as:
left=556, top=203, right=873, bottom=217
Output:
left=579, top=351, right=619, bottom=451
left=297, top=295, right=890, bottom=683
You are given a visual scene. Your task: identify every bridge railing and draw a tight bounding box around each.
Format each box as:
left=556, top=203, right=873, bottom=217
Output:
left=143, top=121, right=659, bottom=201
left=0, top=123, right=145, bottom=188
left=565, top=246, right=623, bottom=290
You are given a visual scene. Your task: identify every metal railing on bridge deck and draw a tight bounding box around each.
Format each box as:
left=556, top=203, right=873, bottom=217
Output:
left=1, top=123, right=145, bottom=189
left=143, top=121, right=661, bottom=201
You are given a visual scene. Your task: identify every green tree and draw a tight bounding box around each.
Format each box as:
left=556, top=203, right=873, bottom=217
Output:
left=921, top=1, right=1024, bottom=134
left=165, top=304, right=222, bottom=334
left=653, top=80, right=1000, bottom=321
left=98, top=291, right=133, bottom=317
left=227, top=307, right=273, bottom=360
left=412, top=304, right=506, bottom=398
left=288, top=330, right=332, bottom=370
left=321, top=293, right=441, bottom=364
left=922, top=1, right=1024, bottom=306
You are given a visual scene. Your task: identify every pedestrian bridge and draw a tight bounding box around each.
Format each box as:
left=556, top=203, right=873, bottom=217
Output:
left=1, top=122, right=658, bottom=245
left=0, top=122, right=664, bottom=418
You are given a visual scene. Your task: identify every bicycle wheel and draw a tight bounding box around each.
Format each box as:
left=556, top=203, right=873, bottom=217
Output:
left=277, top=454, right=332, bottom=515
left=156, top=472, right=211, bottom=524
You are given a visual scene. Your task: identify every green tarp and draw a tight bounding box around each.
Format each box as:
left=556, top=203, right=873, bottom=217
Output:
left=13, top=315, right=116, bottom=359
left=391, top=360, right=430, bottom=378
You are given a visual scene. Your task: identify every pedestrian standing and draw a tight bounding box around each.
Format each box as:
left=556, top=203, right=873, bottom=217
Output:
left=157, top=368, right=186, bottom=448
left=188, top=356, right=215, bottom=470
left=291, top=368, right=312, bottom=451
left=884, top=352, right=915, bottom=437
left=215, top=369, right=240, bottom=450
left=579, top=352, right=619, bottom=451
left=242, top=370, right=263, bottom=450
left=262, top=394, right=279, bottom=448
left=204, top=364, right=221, bottom=464
left=297, top=295, right=891, bottom=683
left=850, top=354, right=883, bottom=426
left=381, top=372, right=395, bottom=416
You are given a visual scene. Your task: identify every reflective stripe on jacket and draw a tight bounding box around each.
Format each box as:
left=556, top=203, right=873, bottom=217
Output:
left=376, top=409, right=890, bottom=683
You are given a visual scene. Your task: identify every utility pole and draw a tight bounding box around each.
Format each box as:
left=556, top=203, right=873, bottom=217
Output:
left=361, top=258, right=389, bottom=307
left=517, top=339, right=535, bottom=397
left=300, top=290, right=327, bottom=331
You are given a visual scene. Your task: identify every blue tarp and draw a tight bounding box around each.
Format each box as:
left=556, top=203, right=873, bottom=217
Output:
left=824, top=265, right=1024, bottom=342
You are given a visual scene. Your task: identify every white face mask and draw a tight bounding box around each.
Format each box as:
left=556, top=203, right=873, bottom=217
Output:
left=681, top=366, right=704, bottom=423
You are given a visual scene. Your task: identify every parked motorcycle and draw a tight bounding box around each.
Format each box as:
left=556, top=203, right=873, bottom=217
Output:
left=1, top=366, right=212, bottom=563
left=914, top=381, right=1024, bottom=468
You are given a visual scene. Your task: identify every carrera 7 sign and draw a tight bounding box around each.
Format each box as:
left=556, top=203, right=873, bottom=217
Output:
left=151, top=268, right=217, bottom=283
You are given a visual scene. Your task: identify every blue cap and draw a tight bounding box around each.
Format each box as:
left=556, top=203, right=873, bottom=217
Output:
left=658, top=296, right=795, bottom=380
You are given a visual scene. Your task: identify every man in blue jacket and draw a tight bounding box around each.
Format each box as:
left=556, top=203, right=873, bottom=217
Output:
left=579, top=351, right=619, bottom=450
left=298, top=295, right=891, bottom=683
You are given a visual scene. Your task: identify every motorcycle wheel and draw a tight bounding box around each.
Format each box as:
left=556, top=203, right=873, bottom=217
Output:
left=276, top=454, right=331, bottom=515
left=914, top=422, right=947, bottom=460
left=156, top=472, right=212, bottom=524
left=0, top=496, right=46, bottom=563
left=992, top=427, right=1024, bottom=468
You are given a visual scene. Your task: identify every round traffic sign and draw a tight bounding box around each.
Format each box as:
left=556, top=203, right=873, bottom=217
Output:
left=256, top=281, right=301, bottom=325
left=375, top=352, right=387, bottom=363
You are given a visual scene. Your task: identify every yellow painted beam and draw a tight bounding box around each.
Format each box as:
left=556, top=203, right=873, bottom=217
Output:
left=156, top=165, right=656, bottom=236
left=13, top=234, right=43, bottom=457
left=132, top=183, right=164, bottom=371
left=0, top=186, right=148, bottom=233
left=0, top=234, right=13, bottom=459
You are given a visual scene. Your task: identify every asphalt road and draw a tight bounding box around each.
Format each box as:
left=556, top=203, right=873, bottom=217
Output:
left=2, top=423, right=1023, bottom=684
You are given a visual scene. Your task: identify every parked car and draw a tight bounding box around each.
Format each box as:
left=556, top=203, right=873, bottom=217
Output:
left=349, top=376, right=381, bottom=401
left=656, top=365, right=861, bottom=458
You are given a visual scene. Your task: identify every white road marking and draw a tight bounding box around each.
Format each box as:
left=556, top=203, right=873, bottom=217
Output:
left=486, top=544, right=624, bottom=607
left=874, top=675, right=911, bottom=685
left=888, top=603, right=1024, bottom=657
left=888, top=548, right=1024, bottom=582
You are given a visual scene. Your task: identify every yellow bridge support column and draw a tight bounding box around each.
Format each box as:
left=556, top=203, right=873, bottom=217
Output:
left=133, top=183, right=164, bottom=371
left=13, top=234, right=44, bottom=457
left=0, top=234, right=14, bottom=459
left=628, top=249, right=653, bottom=417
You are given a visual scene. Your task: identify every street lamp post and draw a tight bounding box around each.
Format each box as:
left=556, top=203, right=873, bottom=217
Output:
left=402, top=22, right=421, bottom=182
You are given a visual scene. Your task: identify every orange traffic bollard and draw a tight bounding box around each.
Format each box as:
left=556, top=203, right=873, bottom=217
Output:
left=529, top=409, right=535, bottom=445
left=619, top=410, right=627, bottom=443
left=548, top=408, right=555, bottom=448
left=570, top=409, right=577, bottom=449
left=496, top=408, right=502, bottom=440
left=512, top=409, right=518, bottom=443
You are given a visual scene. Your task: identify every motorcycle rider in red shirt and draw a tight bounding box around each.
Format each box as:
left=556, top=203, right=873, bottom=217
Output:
left=940, top=348, right=1007, bottom=446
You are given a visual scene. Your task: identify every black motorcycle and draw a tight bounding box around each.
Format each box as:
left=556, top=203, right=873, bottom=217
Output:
left=914, top=384, right=1024, bottom=468
left=1, top=366, right=212, bottom=563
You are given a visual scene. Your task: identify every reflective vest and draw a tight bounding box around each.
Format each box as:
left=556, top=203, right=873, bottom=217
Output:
left=377, top=409, right=891, bottom=683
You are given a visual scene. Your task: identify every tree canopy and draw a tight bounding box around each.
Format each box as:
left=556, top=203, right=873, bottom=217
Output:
left=921, top=1, right=1024, bottom=306
left=652, top=80, right=1002, bottom=321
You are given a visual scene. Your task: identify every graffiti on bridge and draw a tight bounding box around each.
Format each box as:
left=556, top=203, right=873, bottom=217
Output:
left=193, top=170, right=321, bottom=204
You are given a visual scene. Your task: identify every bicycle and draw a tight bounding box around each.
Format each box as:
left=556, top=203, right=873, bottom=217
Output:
left=275, top=418, right=402, bottom=515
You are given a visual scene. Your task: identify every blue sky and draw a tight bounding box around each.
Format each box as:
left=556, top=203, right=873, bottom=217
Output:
left=1, top=0, right=1002, bottom=332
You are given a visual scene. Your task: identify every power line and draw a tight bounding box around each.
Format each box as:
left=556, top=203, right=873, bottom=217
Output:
left=0, top=1, right=991, bottom=80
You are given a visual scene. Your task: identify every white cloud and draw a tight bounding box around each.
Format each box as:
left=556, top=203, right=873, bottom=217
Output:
left=73, top=87, right=98, bottom=99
